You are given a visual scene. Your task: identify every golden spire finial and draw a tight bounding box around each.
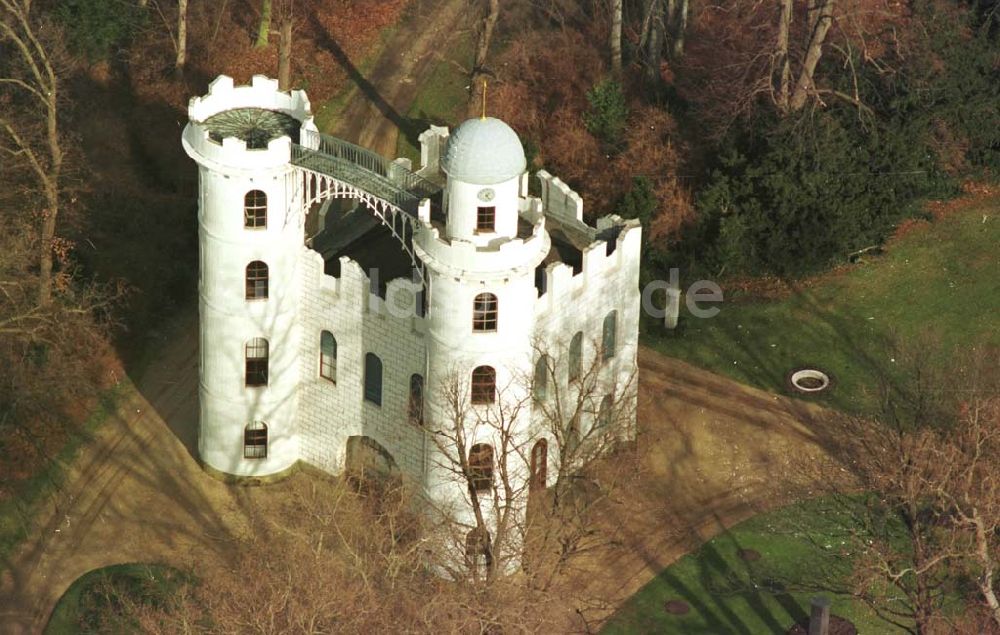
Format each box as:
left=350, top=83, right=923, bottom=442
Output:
left=481, top=79, right=488, bottom=120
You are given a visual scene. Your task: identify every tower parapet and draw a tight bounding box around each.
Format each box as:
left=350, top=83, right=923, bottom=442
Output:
left=183, top=75, right=318, bottom=172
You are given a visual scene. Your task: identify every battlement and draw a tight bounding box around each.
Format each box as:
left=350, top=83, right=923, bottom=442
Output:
left=414, top=212, right=549, bottom=276
left=302, top=247, right=426, bottom=329
left=417, top=125, right=449, bottom=179
left=189, top=75, right=313, bottom=123
left=537, top=170, right=585, bottom=227
left=183, top=75, right=318, bottom=172
left=538, top=216, right=641, bottom=308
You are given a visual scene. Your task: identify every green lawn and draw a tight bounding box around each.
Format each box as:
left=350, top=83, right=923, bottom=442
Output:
left=646, top=197, right=1000, bottom=414
left=603, top=497, right=909, bottom=634
left=45, top=563, right=190, bottom=634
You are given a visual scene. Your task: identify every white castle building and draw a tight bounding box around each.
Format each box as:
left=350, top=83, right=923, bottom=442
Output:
left=182, top=75, right=641, bottom=566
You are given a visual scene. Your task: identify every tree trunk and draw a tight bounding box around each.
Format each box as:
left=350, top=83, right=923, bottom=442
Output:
left=669, top=0, right=687, bottom=58
left=638, top=0, right=656, bottom=50
left=610, top=0, right=623, bottom=79
left=278, top=18, right=292, bottom=90
left=775, top=0, right=792, bottom=110
left=175, top=0, right=188, bottom=76
left=789, top=0, right=834, bottom=110
left=37, top=188, right=58, bottom=306
left=644, top=0, right=664, bottom=85
left=467, top=0, right=500, bottom=117
left=973, top=515, right=1000, bottom=629
left=256, top=0, right=272, bottom=48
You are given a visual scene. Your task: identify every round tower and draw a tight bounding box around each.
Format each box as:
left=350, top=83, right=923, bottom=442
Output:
left=415, top=118, right=550, bottom=564
left=182, top=75, right=316, bottom=477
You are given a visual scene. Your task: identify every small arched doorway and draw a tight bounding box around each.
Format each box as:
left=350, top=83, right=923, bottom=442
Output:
left=345, top=435, right=399, bottom=483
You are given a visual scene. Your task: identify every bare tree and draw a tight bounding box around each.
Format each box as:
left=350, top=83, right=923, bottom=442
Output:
left=429, top=363, right=531, bottom=583
left=428, top=337, right=639, bottom=594
left=255, top=0, right=272, bottom=48
left=839, top=348, right=1000, bottom=634
left=666, top=0, right=688, bottom=57
left=0, top=0, right=63, bottom=306
left=275, top=0, right=295, bottom=90
left=175, top=0, right=187, bottom=76
left=787, top=0, right=835, bottom=110
left=105, top=339, right=640, bottom=630
left=610, top=0, right=623, bottom=78
left=641, top=0, right=665, bottom=85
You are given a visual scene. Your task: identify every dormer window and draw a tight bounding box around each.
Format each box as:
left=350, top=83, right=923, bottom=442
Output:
left=476, top=206, right=495, bottom=233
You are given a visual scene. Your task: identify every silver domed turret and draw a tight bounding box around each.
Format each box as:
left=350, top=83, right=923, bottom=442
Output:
left=442, top=117, right=526, bottom=185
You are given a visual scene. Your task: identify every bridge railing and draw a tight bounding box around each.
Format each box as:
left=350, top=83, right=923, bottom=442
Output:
left=296, top=129, right=441, bottom=207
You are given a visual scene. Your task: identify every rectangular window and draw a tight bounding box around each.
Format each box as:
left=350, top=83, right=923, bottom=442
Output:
left=244, top=423, right=268, bottom=459
left=245, top=338, right=269, bottom=387
left=476, top=206, right=495, bottom=233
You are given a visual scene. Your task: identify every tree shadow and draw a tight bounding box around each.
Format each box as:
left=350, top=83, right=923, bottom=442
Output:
left=305, top=11, right=409, bottom=140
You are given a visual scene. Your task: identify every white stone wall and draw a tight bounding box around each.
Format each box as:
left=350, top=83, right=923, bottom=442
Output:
left=184, top=77, right=309, bottom=477
left=296, top=249, right=428, bottom=481
left=532, top=215, right=643, bottom=450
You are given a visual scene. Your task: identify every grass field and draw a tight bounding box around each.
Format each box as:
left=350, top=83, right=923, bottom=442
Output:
left=45, top=563, right=189, bottom=634
left=602, top=497, right=916, bottom=634
left=395, top=34, right=473, bottom=163
left=645, top=195, right=1000, bottom=414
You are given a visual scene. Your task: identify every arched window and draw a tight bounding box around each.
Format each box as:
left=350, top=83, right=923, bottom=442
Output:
left=409, top=374, right=424, bottom=424
left=471, top=365, right=496, bottom=405
left=533, top=355, right=549, bottom=402
left=364, top=353, right=382, bottom=406
left=530, top=439, right=548, bottom=490
left=244, top=421, right=267, bottom=459
left=245, top=261, right=269, bottom=300
left=468, top=443, right=494, bottom=492
left=472, top=293, right=498, bottom=332
left=465, top=526, right=493, bottom=572
left=598, top=394, right=614, bottom=428
left=568, top=331, right=583, bottom=381
left=602, top=310, right=618, bottom=360
left=245, top=338, right=269, bottom=387
left=320, top=331, right=336, bottom=382
left=244, top=190, right=267, bottom=228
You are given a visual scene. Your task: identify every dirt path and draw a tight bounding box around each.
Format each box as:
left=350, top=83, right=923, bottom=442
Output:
left=557, top=348, right=853, bottom=631
left=331, top=0, right=469, bottom=157
left=0, top=307, right=250, bottom=632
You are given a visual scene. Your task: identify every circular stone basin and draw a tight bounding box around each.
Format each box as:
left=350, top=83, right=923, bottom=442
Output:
left=737, top=548, right=761, bottom=562
left=788, top=368, right=832, bottom=394
left=664, top=600, right=691, bottom=615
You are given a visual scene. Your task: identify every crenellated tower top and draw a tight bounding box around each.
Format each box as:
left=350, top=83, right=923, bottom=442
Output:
left=182, top=75, right=318, bottom=172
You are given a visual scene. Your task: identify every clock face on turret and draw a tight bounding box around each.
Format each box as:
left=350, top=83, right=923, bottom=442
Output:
left=477, top=188, right=496, bottom=202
